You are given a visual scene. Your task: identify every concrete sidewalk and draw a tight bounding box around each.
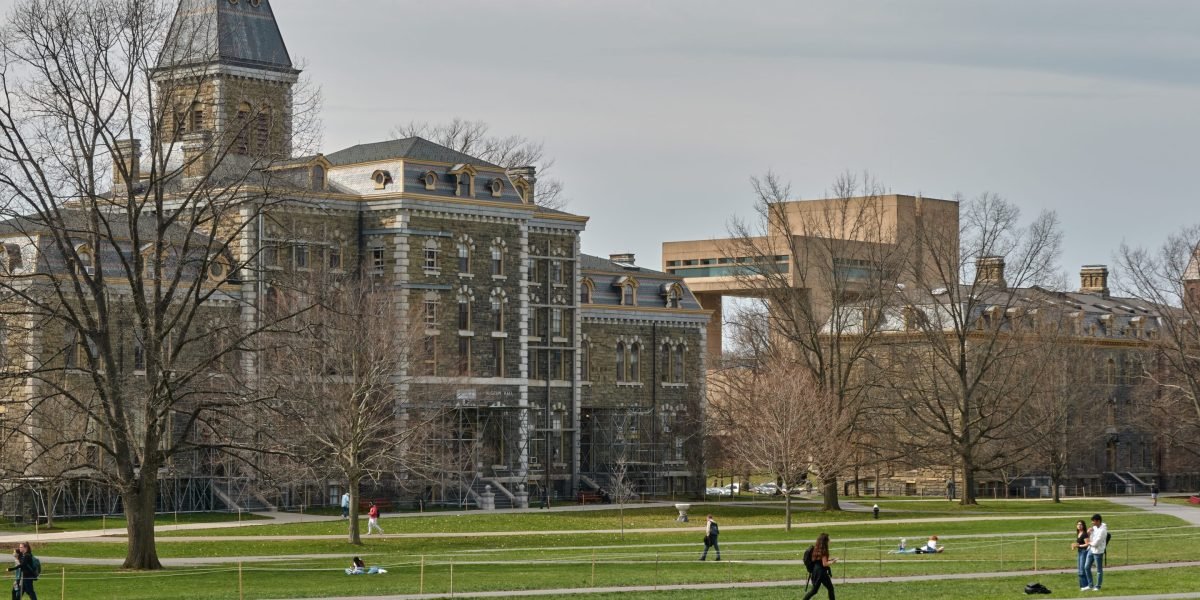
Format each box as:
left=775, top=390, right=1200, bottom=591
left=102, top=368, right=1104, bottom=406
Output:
left=0, top=510, right=344, bottom=545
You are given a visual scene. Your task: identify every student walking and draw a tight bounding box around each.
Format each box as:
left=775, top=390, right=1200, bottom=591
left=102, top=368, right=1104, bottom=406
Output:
left=366, top=502, right=383, bottom=535
left=1082, top=513, right=1108, bottom=591
left=802, top=533, right=837, bottom=600
left=341, top=492, right=351, bottom=519
left=7, top=542, right=37, bottom=600
left=1072, top=519, right=1089, bottom=591
left=1151, top=484, right=1159, bottom=507
left=699, top=514, right=721, bottom=561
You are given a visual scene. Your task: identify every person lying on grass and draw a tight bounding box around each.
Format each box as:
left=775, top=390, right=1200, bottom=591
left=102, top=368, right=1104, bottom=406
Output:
left=345, top=556, right=387, bottom=575
left=914, top=535, right=945, bottom=553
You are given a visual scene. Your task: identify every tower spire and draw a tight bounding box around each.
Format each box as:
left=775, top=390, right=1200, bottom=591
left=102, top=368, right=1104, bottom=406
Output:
left=158, top=0, right=297, bottom=76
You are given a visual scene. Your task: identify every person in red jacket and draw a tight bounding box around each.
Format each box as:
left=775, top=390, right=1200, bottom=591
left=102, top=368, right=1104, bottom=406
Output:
left=366, top=502, right=383, bottom=535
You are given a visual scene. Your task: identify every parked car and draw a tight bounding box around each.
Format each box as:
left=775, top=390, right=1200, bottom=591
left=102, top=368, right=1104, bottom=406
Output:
left=705, top=486, right=730, bottom=496
left=751, top=482, right=780, bottom=495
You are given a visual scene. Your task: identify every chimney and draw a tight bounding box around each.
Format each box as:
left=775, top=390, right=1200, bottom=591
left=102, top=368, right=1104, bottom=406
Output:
left=609, top=253, right=636, bottom=265
left=975, top=256, right=1006, bottom=289
left=1079, top=265, right=1110, bottom=297
left=112, top=139, right=141, bottom=190
left=508, top=166, right=536, bottom=204
left=181, top=131, right=213, bottom=181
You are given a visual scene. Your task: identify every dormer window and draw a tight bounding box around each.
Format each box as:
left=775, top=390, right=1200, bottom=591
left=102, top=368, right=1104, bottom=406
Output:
left=662, top=283, right=683, bottom=308
left=514, top=178, right=531, bottom=204
left=75, top=244, right=95, bottom=276
left=580, top=278, right=594, bottom=304
left=371, top=169, right=392, bottom=190
left=312, top=165, right=326, bottom=191
left=449, top=164, right=477, bottom=197
left=4, top=244, right=22, bottom=271
left=489, top=178, right=504, bottom=197
left=422, top=170, right=437, bottom=190
left=615, top=276, right=638, bottom=306
left=235, top=102, right=251, bottom=153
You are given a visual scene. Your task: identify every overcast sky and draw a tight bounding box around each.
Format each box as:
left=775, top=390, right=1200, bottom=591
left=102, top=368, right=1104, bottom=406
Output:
left=11, top=0, right=1200, bottom=285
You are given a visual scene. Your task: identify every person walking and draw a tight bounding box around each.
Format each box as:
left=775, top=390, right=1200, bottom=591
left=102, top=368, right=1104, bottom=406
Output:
left=802, top=533, right=837, bottom=600
left=6, top=543, right=37, bottom=600
left=1072, top=519, right=1089, bottom=591
left=1151, top=484, right=1159, bottom=507
left=699, top=514, right=721, bottom=561
left=1082, top=513, right=1108, bottom=591
left=340, top=492, right=351, bottom=519
left=366, top=502, right=383, bottom=535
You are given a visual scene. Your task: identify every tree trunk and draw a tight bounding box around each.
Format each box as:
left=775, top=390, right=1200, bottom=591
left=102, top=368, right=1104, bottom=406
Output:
left=959, top=458, right=978, bottom=505
left=822, top=477, right=840, bottom=511
left=123, top=479, right=163, bottom=570
left=1051, top=473, right=1061, bottom=503
left=784, top=492, right=793, bottom=531
left=347, top=475, right=362, bottom=545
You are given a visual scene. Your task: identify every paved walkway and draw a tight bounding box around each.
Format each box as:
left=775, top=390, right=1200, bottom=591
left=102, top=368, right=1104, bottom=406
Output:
left=261, top=561, right=1200, bottom=600
left=1108, top=496, right=1200, bottom=526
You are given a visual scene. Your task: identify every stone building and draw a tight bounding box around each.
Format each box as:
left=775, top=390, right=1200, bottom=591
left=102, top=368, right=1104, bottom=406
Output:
left=0, top=0, right=708, bottom=517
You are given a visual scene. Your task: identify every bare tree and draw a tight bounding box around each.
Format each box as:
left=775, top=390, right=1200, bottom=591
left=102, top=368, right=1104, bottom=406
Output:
left=0, top=0, right=318, bottom=568
left=393, top=118, right=566, bottom=210
left=264, top=273, right=442, bottom=545
left=721, top=172, right=906, bottom=510
left=1117, top=227, right=1200, bottom=458
left=712, top=321, right=855, bottom=529
left=886, top=194, right=1062, bottom=504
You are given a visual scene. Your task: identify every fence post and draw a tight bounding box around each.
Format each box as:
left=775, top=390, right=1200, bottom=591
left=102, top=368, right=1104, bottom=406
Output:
left=101, top=515, right=105, bottom=535
left=1034, top=535, right=1038, bottom=571
left=420, top=555, right=425, bottom=594
left=1000, top=538, right=1005, bottom=570
left=591, top=551, right=595, bottom=588
left=878, top=538, right=882, bottom=576
left=238, top=561, right=244, bottom=600
left=60, top=566, right=65, bottom=600
left=450, top=557, right=454, bottom=596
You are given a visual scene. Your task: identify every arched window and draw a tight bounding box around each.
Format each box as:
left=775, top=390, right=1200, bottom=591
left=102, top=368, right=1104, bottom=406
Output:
left=1106, top=357, right=1116, bottom=385
left=457, top=242, right=470, bottom=273
left=489, top=178, right=504, bottom=197
left=423, top=239, right=439, bottom=271
left=673, top=345, right=685, bottom=383
left=491, top=296, right=504, bottom=331
left=661, top=343, right=672, bottom=382
left=630, top=343, right=640, bottom=383
left=615, top=342, right=626, bottom=382
left=491, top=245, right=504, bottom=276
left=75, top=245, right=95, bottom=276
left=312, top=165, right=326, bottom=190
left=255, top=106, right=271, bottom=154
left=458, top=297, right=471, bottom=330
left=234, top=102, right=251, bottom=153
left=422, top=170, right=437, bottom=190
left=664, top=283, right=683, bottom=308
left=580, top=278, right=594, bottom=304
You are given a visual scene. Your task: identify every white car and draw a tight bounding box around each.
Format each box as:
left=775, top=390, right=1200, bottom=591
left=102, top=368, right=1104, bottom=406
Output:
left=705, top=486, right=731, bottom=496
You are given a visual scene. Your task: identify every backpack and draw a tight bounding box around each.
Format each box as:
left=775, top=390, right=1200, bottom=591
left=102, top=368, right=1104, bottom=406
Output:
left=29, top=556, right=40, bottom=580
left=709, top=521, right=718, bottom=535
left=1024, top=582, right=1051, bottom=594
left=802, top=545, right=816, bottom=574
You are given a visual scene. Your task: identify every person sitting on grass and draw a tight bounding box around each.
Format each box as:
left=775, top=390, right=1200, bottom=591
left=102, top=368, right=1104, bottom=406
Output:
left=914, top=535, right=944, bottom=553
left=345, top=556, right=386, bottom=575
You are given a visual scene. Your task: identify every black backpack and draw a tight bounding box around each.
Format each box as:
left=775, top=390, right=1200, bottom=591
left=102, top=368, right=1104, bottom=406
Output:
left=803, top=545, right=816, bottom=574
left=1024, top=582, right=1051, bottom=594
left=709, top=521, right=718, bottom=535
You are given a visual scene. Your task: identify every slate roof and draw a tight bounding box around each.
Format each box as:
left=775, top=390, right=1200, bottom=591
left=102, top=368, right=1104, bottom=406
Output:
left=157, top=0, right=296, bottom=74
left=580, top=254, right=705, bottom=311
left=325, top=137, right=503, bottom=169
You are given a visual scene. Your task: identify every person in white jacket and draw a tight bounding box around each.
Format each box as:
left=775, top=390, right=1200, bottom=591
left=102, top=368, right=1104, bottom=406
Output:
left=1082, top=513, right=1108, bottom=591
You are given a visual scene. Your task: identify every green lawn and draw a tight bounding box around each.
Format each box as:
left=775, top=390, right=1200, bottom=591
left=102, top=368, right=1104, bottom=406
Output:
left=17, top=499, right=1200, bottom=599
left=0, top=511, right=265, bottom=535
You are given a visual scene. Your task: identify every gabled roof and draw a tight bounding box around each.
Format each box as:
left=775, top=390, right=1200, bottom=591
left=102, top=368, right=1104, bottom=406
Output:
left=1186, top=245, right=1200, bottom=281
left=157, top=0, right=296, bottom=74
left=324, top=137, right=502, bottom=169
